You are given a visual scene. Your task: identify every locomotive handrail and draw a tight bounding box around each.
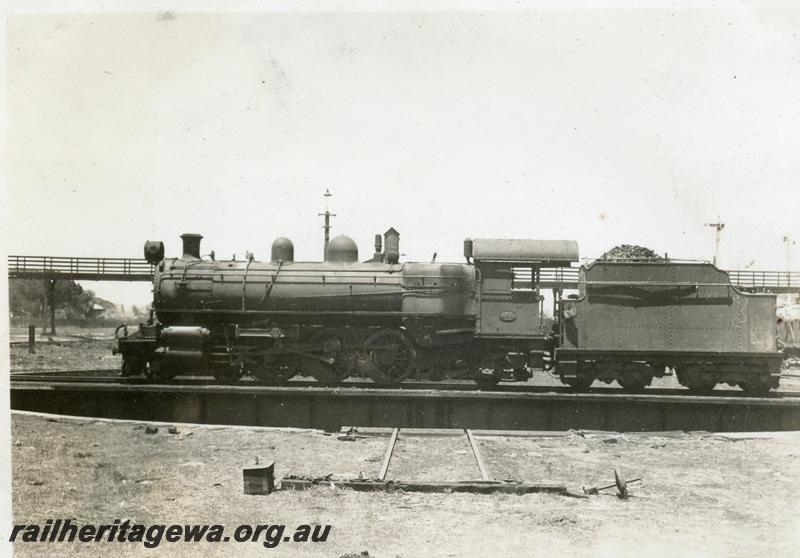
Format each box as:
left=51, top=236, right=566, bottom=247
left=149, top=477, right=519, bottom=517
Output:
left=727, top=270, right=800, bottom=287
left=581, top=280, right=782, bottom=287
left=513, top=267, right=800, bottom=293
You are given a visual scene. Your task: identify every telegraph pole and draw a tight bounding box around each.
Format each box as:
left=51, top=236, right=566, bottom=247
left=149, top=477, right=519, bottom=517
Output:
left=704, top=220, right=725, bottom=266
left=319, top=189, right=336, bottom=256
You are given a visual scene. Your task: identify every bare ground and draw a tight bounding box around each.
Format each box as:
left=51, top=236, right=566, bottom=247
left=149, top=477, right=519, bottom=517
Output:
left=9, top=339, right=121, bottom=372
left=10, top=412, right=800, bottom=557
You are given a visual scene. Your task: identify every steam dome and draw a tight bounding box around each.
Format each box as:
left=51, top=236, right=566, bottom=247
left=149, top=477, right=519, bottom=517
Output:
left=271, top=237, right=294, bottom=263
left=326, top=235, right=358, bottom=263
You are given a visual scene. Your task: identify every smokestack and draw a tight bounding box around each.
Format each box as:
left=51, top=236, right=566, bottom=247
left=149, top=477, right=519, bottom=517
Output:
left=180, top=233, right=203, bottom=260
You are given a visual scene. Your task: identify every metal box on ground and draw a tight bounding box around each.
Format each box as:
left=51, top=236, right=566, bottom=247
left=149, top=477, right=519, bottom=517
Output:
left=243, top=461, right=275, bottom=495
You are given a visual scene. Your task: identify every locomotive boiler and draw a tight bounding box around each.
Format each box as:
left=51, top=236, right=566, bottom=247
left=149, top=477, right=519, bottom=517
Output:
left=115, top=230, right=579, bottom=386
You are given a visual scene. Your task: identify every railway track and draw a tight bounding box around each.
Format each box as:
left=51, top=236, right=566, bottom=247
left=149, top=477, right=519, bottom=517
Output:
left=11, top=374, right=800, bottom=432
left=10, top=369, right=800, bottom=399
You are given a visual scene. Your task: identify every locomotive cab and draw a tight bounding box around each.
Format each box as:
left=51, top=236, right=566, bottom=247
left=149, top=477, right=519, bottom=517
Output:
left=466, top=238, right=579, bottom=339
left=465, top=238, right=578, bottom=377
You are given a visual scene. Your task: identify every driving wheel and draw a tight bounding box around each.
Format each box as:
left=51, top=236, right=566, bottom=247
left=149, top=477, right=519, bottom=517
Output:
left=361, top=328, right=416, bottom=385
left=303, top=328, right=356, bottom=384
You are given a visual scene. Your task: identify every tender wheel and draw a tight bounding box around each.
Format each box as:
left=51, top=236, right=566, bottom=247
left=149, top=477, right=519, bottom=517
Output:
left=687, top=380, right=716, bottom=393
left=563, top=375, right=594, bottom=391
left=676, top=366, right=716, bottom=394
left=616, top=364, right=653, bottom=393
left=303, top=328, right=356, bottom=384
left=361, top=328, right=416, bottom=385
left=739, top=377, right=773, bottom=396
left=617, top=377, right=648, bottom=393
left=251, top=355, right=298, bottom=385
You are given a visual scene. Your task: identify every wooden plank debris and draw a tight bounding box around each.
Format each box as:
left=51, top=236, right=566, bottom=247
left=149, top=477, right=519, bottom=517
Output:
left=378, top=428, right=399, bottom=480
left=465, top=429, right=490, bottom=481
left=280, top=476, right=579, bottom=496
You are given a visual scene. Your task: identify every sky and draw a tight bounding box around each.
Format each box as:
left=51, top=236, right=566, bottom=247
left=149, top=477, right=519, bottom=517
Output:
left=5, top=4, right=800, bottom=307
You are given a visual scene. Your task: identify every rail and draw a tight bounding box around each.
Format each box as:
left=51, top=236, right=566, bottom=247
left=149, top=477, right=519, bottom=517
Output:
left=515, top=267, right=800, bottom=293
left=726, top=270, right=800, bottom=293
left=8, top=256, right=154, bottom=281
left=534, top=267, right=579, bottom=288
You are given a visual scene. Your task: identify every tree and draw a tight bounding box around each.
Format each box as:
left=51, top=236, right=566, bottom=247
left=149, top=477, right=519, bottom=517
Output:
left=9, top=279, right=96, bottom=321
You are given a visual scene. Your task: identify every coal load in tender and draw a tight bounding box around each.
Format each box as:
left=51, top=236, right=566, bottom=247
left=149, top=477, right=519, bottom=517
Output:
left=597, top=244, right=664, bottom=262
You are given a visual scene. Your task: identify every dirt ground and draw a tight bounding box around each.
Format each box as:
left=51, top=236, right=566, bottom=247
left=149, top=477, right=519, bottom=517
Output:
left=8, top=326, right=120, bottom=372
left=9, top=340, right=120, bottom=372
left=10, top=412, right=800, bottom=557
left=8, top=325, right=116, bottom=341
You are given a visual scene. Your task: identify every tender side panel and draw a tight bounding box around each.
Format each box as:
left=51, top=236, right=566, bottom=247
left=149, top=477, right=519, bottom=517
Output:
left=563, top=262, right=778, bottom=354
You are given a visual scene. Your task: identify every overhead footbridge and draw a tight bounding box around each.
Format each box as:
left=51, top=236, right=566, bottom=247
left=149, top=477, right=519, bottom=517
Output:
left=7, top=254, right=799, bottom=293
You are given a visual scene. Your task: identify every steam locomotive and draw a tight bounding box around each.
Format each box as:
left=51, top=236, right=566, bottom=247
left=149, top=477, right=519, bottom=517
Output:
left=115, top=229, right=783, bottom=394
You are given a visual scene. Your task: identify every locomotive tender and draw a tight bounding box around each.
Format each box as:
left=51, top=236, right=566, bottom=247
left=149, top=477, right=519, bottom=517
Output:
left=557, top=261, right=783, bottom=394
left=115, top=229, right=783, bottom=393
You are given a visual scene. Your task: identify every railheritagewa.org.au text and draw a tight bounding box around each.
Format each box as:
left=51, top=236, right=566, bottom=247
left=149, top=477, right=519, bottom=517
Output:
left=10, top=519, right=332, bottom=549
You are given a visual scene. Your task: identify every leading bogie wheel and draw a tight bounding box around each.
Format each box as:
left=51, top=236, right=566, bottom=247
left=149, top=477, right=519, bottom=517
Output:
left=213, top=363, right=244, bottom=384
left=144, top=358, right=177, bottom=383
left=251, top=355, right=299, bottom=385
left=121, top=357, right=146, bottom=377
